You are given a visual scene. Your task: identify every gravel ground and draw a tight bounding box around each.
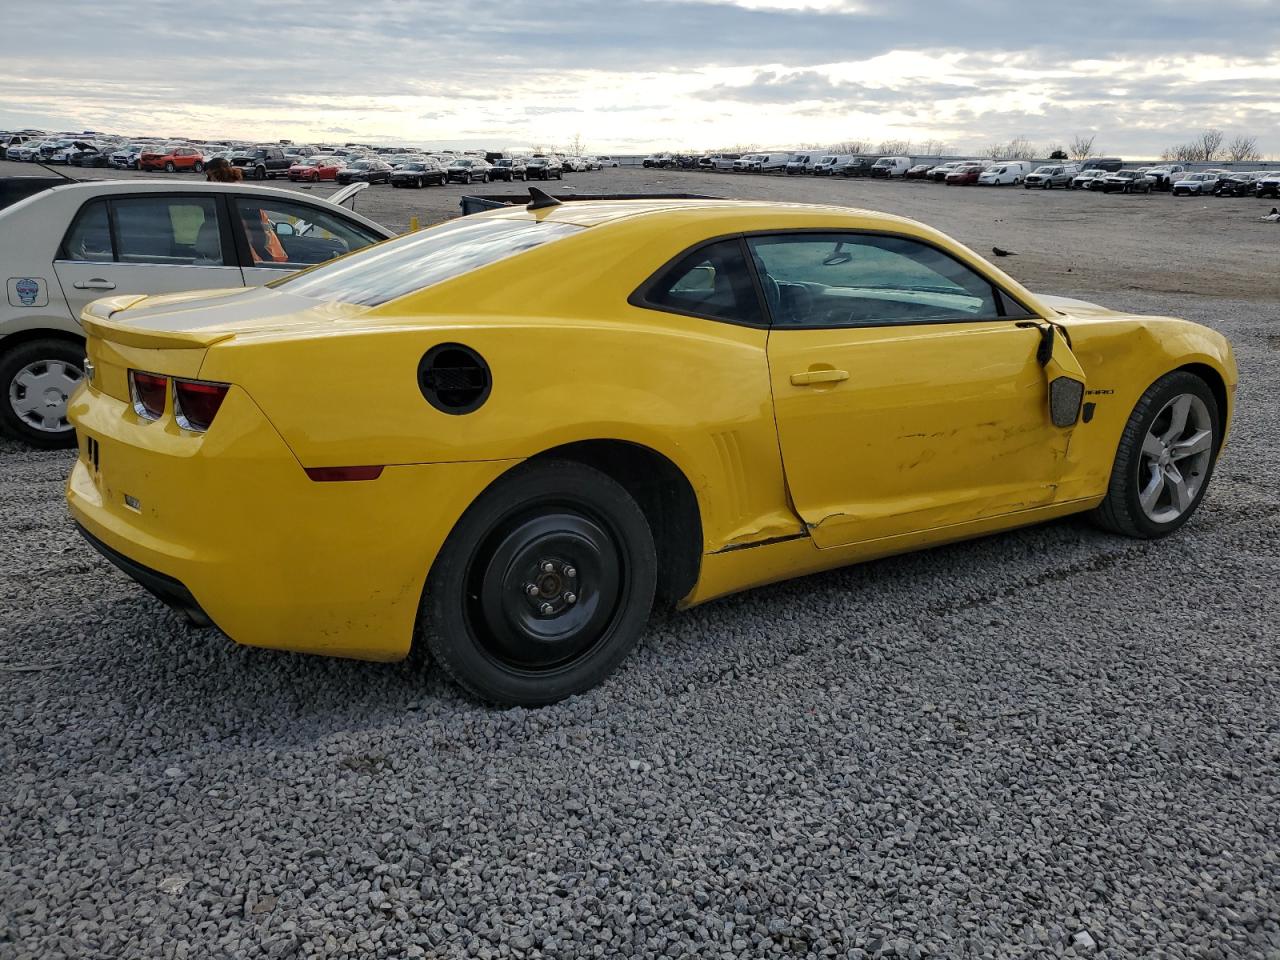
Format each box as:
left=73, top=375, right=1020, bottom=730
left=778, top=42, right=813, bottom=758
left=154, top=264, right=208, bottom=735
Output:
left=1, top=168, right=1279, bottom=958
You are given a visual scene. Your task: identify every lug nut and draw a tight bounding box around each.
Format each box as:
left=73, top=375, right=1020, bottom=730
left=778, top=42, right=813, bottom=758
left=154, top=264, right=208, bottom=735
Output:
left=525, top=584, right=539, bottom=597
left=563, top=592, right=577, bottom=605
left=541, top=561, right=555, bottom=574
left=539, top=602, right=555, bottom=616
left=563, top=565, right=577, bottom=579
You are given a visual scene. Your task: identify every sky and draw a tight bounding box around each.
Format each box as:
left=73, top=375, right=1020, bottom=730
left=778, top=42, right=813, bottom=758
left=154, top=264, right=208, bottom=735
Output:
left=2, top=0, right=1277, bottom=158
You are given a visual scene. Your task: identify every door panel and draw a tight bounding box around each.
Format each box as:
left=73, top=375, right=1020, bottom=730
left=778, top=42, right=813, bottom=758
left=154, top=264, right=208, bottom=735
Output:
left=54, top=194, right=245, bottom=319
left=55, top=262, right=245, bottom=322
left=768, top=320, right=1072, bottom=547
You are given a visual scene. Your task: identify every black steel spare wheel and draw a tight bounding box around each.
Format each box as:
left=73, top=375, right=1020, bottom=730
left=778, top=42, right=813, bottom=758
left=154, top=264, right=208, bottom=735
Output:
left=423, top=460, right=657, bottom=706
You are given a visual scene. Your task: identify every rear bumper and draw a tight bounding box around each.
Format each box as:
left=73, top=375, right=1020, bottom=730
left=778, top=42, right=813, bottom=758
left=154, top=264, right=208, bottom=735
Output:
left=76, top=522, right=214, bottom=628
left=67, top=376, right=517, bottom=661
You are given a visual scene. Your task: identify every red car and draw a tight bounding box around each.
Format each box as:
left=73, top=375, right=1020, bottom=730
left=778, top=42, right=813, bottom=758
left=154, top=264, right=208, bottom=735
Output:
left=138, top=146, right=204, bottom=173
left=288, top=157, right=342, bottom=182
left=944, top=163, right=985, bottom=185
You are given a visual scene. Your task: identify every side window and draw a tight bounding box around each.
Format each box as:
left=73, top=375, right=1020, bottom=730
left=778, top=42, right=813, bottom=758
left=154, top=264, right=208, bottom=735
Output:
left=233, top=197, right=382, bottom=267
left=61, top=200, right=113, bottom=262
left=747, top=233, right=1021, bottom=328
left=112, top=196, right=224, bottom=266
left=639, top=238, right=763, bottom=326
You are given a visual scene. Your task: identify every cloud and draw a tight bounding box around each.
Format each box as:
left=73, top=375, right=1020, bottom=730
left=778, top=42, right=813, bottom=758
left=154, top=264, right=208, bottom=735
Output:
left=0, top=0, right=1276, bottom=155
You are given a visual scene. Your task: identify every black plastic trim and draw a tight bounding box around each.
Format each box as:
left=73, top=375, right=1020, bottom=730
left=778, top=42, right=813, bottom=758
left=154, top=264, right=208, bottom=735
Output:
left=76, top=523, right=214, bottom=628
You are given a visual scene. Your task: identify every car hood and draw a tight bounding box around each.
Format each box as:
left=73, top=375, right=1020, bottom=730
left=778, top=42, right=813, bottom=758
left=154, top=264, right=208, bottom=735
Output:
left=1037, top=294, right=1123, bottom=319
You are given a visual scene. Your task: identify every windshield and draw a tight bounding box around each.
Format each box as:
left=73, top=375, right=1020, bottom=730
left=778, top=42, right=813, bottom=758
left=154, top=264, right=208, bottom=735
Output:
left=273, top=218, right=583, bottom=306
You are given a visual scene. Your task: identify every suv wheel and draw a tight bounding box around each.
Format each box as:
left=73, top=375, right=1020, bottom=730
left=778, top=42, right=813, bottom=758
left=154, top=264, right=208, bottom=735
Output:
left=193, top=161, right=204, bottom=173
left=164, top=161, right=176, bottom=172
left=0, top=338, right=86, bottom=449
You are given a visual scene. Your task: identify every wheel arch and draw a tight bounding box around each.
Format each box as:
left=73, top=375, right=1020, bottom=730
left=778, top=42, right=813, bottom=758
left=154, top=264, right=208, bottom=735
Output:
left=1176, top=361, right=1229, bottom=442
left=528, top=439, right=703, bottom=606
left=0, top=325, right=86, bottom=356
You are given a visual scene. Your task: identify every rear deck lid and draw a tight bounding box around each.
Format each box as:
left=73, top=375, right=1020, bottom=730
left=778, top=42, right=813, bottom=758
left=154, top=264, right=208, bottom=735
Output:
left=81, top=286, right=369, bottom=350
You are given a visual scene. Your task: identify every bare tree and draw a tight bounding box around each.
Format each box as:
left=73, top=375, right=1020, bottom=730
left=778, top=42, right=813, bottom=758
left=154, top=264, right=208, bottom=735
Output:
left=565, top=132, right=588, bottom=156
left=1069, top=134, right=1097, bottom=161
left=917, top=139, right=948, bottom=157
left=877, top=139, right=912, bottom=156
left=1225, top=134, right=1261, bottom=162
left=829, top=140, right=868, bottom=155
left=987, top=136, right=1035, bottom=160
left=1197, top=128, right=1224, bottom=162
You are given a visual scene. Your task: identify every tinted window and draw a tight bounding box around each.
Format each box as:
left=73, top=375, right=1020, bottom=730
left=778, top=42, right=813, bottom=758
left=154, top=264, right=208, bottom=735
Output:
left=274, top=217, right=581, bottom=305
left=233, top=197, right=382, bottom=268
left=113, top=196, right=224, bottom=265
left=748, top=233, right=1015, bottom=328
left=641, top=238, right=762, bottom=326
left=62, top=200, right=113, bottom=262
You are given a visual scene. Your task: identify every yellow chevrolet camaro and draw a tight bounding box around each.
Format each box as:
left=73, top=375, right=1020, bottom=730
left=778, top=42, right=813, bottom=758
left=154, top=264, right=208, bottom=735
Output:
left=67, top=196, right=1237, bottom=705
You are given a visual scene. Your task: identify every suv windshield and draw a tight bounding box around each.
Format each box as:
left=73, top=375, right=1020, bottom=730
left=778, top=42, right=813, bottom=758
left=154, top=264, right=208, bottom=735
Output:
left=274, top=218, right=583, bottom=306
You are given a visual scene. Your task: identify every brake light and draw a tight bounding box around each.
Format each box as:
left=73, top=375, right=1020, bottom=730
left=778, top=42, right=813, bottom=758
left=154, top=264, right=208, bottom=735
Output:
left=304, top=466, right=384, bottom=482
left=174, top=379, right=230, bottom=432
left=129, top=370, right=167, bottom=420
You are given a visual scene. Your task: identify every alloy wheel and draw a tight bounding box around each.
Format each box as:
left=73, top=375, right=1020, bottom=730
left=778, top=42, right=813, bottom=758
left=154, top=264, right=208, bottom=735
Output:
left=8, top=359, right=83, bottom=434
left=1137, top=393, right=1214, bottom=524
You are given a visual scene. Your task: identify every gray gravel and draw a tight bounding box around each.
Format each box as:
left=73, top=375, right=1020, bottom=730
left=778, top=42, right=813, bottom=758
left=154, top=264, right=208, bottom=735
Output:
left=2, top=289, right=1278, bottom=959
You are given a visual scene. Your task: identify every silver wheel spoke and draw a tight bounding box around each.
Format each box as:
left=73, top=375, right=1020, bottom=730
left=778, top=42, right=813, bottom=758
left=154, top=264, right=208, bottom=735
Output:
left=1164, top=464, right=1192, bottom=512
left=10, top=390, right=40, bottom=415
left=1142, top=433, right=1164, bottom=459
left=1139, top=464, right=1165, bottom=514
left=1162, top=395, right=1192, bottom=443
left=1171, top=429, right=1211, bottom=460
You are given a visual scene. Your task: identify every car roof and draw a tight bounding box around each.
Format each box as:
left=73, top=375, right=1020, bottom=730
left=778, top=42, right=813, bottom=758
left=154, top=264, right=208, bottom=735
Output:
left=474, top=198, right=927, bottom=232
left=0, top=178, right=393, bottom=237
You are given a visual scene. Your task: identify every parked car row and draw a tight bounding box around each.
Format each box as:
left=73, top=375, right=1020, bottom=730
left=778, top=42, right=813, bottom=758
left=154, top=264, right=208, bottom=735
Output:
left=649, top=148, right=1278, bottom=198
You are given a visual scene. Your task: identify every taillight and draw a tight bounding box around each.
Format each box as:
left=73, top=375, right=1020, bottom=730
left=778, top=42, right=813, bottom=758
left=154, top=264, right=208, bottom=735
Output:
left=173, top=378, right=230, bottom=432
left=129, top=370, right=167, bottom=420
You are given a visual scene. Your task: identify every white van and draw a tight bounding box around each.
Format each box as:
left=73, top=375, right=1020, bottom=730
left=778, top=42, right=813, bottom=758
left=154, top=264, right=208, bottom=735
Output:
left=978, top=161, right=1034, bottom=186
left=869, top=156, right=912, bottom=178
left=813, top=155, right=852, bottom=176
left=758, top=153, right=791, bottom=173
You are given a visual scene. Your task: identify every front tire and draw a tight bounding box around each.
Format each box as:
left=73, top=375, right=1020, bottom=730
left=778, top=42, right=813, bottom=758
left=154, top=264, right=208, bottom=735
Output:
left=164, top=161, right=176, bottom=173
left=0, top=337, right=86, bottom=449
left=194, top=161, right=204, bottom=173
left=1091, top=371, right=1220, bottom=539
left=422, top=460, right=657, bottom=706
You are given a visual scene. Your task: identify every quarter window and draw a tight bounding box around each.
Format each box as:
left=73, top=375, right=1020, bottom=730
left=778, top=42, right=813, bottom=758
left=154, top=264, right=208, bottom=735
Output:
left=747, top=233, right=1024, bottom=328
left=639, top=238, right=763, bottom=326
left=61, top=200, right=113, bottom=262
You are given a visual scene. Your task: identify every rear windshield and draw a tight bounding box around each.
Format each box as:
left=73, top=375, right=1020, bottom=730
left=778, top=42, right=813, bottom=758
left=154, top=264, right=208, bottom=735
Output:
left=273, top=217, right=582, bottom=306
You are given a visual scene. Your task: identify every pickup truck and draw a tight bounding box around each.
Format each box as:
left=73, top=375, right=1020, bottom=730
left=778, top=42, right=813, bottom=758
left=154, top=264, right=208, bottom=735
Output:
left=232, top=146, right=294, bottom=180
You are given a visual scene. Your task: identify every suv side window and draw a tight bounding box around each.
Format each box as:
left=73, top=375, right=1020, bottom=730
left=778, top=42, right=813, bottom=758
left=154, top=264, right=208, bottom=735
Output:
left=636, top=238, right=763, bottom=326
left=747, top=233, right=1030, bottom=328
left=61, top=200, right=113, bottom=262
left=112, top=196, right=225, bottom=265
left=233, top=197, right=382, bottom=267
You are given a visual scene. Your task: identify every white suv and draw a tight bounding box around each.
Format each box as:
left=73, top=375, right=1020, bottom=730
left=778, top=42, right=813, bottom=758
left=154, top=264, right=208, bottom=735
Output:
left=0, top=180, right=392, bottom=447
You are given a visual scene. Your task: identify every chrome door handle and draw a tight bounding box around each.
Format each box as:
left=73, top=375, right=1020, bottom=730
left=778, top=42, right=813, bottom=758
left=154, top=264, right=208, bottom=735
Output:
left=73, top=279, right=116, bottom=290
left=790, top=369, right=849, bottom=386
